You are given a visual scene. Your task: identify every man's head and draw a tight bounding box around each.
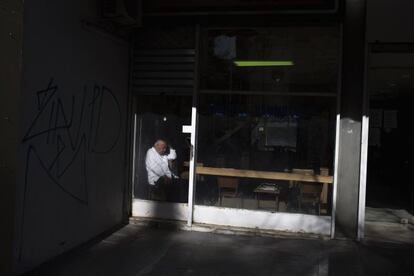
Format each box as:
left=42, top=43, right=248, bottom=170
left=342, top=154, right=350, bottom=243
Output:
left=154, top=139, right=167, bottom=155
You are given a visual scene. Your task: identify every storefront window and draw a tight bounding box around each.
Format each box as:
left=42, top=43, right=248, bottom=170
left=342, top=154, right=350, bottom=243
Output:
left=195, top=26, right=339, bottom=216
left=132, top=27, right=196, bottom=204
left=134, top=95, right=192, bottom=203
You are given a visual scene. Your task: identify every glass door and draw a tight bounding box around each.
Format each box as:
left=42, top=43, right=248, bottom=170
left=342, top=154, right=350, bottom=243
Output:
left=132, top=26, right=196, bottom=221
left=363, top=53, right=414, bottom=242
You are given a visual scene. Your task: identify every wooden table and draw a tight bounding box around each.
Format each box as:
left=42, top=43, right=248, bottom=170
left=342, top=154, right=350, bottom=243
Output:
left=195, top=166, right=333, bottom=206
left=195, top=166, right=333, bottom=184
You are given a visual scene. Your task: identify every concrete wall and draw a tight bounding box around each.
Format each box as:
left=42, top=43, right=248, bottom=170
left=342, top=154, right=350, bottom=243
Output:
left=367, top=0, right=414, bottom=42
left=13, top=0, right=129, bottom=272
left=334, top=0, right=366, bottom=239
left=0, top=0, right=23, bottom=274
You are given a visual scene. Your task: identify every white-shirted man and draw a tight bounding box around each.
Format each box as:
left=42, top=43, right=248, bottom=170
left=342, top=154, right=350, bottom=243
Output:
left=145, top=139, right=177, bottom=200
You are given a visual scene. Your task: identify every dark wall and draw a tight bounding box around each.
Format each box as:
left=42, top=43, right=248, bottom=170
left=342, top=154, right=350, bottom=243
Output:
left=367, top=0, right=414, bottom=43
left=13, top=0, right=129, bottom=272
left=0, top=1, right=23, bottom=275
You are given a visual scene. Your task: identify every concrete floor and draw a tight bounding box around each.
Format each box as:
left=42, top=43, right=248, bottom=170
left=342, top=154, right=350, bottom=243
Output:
left=26, top=223, right=414, bottom=276
left=365, top=207, right=414, bottom=245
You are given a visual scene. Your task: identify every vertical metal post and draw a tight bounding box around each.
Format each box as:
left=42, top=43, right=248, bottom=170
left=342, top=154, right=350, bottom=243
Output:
left=331, top=113, right=341, bottom=239
left=124, top=33, right=136, bottom=219
left=186, top=107, right=198, bottom=226
left=331, top=24, right=344, bottom=239
left=357, top=44, right=370, bottom=240
left=131, top=114, right=137, bottom=200
left=184, top=25, right=200, bottom=227
left=358, top=117, right=369, bottom=240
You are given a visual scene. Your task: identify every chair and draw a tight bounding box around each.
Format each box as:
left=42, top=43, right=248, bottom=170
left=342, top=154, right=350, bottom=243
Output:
left=180, top=162, right=204, bottom=181
left=319, top=167, right=330, bottom=214
left=291, top=169, right=322, bottom=215
left=217, top=176, right=242, bottom=207
left=254, top=182, right=280, bottom=211
left=299, top=183, right=322, bottom=214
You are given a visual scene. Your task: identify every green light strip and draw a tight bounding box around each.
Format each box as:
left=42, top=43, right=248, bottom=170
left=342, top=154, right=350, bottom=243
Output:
left=234, top=60, right=294, bottom=67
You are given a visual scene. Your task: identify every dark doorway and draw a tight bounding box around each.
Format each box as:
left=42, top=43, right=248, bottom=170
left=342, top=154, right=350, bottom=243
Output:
left=366, top=67, right=413, bottom=212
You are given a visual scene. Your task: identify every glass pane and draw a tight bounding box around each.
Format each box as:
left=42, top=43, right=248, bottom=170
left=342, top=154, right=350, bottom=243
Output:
left=195, top=26, right=339, bottom=216
left=367, top=67, right=413, bottom=212
left=132, top=26, right=195, bottom=204
left=134, top=95, right=192, bottom=203
left=201, top=27, right=339, bottom=95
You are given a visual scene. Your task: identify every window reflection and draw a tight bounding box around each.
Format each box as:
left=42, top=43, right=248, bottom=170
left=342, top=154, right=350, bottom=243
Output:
left=195, top=26, right=339, bottom=216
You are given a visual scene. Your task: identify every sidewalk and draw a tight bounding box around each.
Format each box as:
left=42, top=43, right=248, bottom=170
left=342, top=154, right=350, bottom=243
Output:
left=26, top=223, right=414, bottom=276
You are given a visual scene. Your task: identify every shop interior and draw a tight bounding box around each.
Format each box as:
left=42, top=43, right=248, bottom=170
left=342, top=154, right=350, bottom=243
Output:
left=133, top=25, right=340, bottom=217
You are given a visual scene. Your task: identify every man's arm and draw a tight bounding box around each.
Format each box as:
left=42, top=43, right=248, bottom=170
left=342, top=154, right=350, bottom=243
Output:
left=166, top=147, right=177, bottom=160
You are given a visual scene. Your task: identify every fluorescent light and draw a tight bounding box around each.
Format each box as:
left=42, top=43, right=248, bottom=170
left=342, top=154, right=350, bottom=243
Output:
left=234, top=60, right=294, bottom=67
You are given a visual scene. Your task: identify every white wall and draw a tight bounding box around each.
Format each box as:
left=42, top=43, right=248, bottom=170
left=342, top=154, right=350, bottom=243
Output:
left=367, top=0, right=414, bottom=42
left=14, top=0, right=129, bottom=272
